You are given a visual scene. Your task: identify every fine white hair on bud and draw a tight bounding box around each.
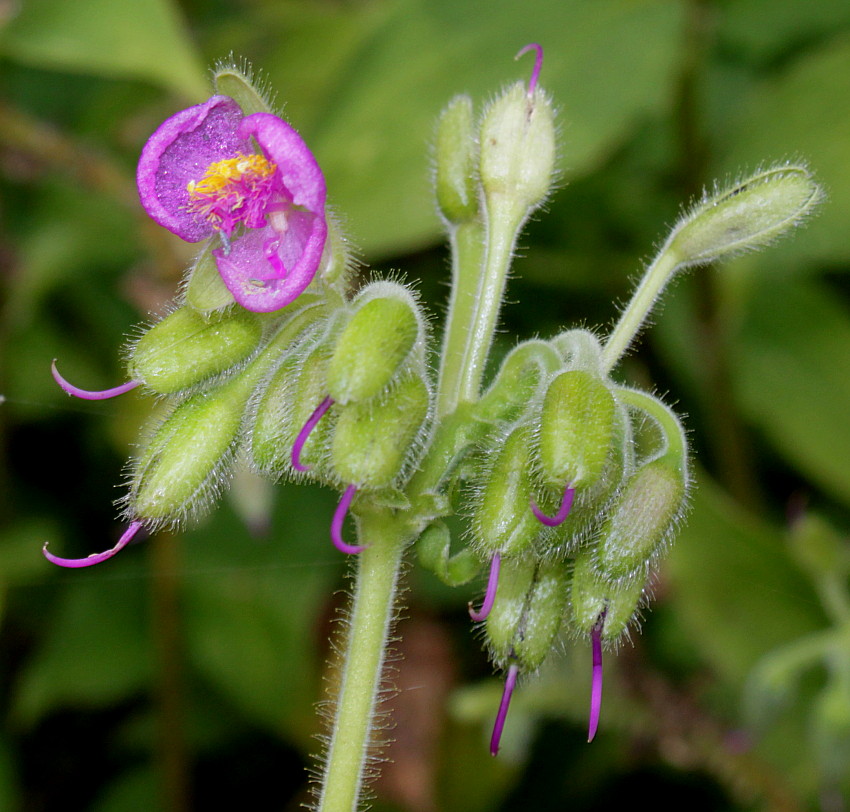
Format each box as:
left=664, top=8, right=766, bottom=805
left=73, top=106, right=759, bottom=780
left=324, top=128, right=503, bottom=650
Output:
left=668, top=163, right=824, bottom=268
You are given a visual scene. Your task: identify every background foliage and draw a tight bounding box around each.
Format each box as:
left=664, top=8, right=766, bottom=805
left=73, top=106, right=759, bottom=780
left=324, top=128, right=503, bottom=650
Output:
left=2, top=0, right=850, bottom=809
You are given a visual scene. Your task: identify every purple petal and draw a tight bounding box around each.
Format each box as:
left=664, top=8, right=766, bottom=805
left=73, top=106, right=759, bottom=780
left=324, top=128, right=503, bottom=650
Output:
left=291, top=395, right=334, bottom=472
left=137, top=96, right=249, bottom=242
left=52, top=360, right=140, bottom=400
left=214, top=211, right=327, bottom=313
left=490, top=663, right=519, bottom=756
left=331, top=484, right=367, bottom=555
left=530, top=483, right=575, bottom=527
left=588, top=624, right=603, bottom=742
left=43, top=521, right=143, bottom=568
left=240, top=113, right=326, bottom=216
left=468, top=552, right=501, bottom=622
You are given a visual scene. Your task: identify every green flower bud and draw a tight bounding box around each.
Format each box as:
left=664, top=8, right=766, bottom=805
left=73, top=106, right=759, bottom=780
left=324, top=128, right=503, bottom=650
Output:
left=331, top=372, right=430, bottom=488
left=326, top=283, right=424, bottom=404
left=486, top=558, right=569, bottom=671
left=130, top=306, right=262, bottom=394
left=435, top=95, right=479, bottom=224
left=667, top=165, right=823, bottom=268
left=416, top=521, right=480, bottom=586
left=569, top=548, right=646, bottom=644
left=213, top=58, right=275, bottom=116
left=594, top=458, right=687, bottom=582
left=130, top=370, right=256, bottom=524
left=475, top=339, right=561, bottom=424
left=538, top=370, right=616, bottom=490
left=473, top=425, right=540, bottom=557
left=479, top=80, right=555, bottom=215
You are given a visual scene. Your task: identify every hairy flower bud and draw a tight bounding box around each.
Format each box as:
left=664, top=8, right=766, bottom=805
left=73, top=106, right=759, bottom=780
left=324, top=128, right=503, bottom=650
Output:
left=473, top=424, right=540, bottom=557
left=130, top=371, right=256, bottom=523
left=486, top=557, right=569, bottom=670
left=538, top=371, right=616, bottom=490
left=435, top=95, right=479, bottom=225
left=569, top=549, right=646, bottom=645
left=667, top=165, right=823, bottom=268
left=594, top=458, right=686, bottom=582
left=331, top=372, right=430, bottom=489
left=130, top=306, right=262, bottom=394
left=479, top=81, right=556, bottom=215
left=475, top=339, right=560, bottom=423
left=326, top=283, right=423, bottom=404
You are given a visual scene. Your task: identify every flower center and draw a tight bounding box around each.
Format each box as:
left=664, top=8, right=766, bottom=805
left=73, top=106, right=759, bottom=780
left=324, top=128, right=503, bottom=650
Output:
left=187, top=153, right=279, bottom=236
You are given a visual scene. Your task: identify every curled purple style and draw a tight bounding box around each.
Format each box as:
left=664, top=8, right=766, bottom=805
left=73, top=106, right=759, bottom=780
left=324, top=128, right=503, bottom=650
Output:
left=490, top=662, right=519, bottom=756
left=291, top=395, right=334, bottom=472
left=52, top=360, right=140, bottom=401
left=588, top=616, right=604, bottom=742
left=516, top=43, right=543, bottom=96
left=137, top=96, right=327, bottom=313
left=331, top=484, right=366, bottom=555
left=43, top=521, right=143, bottom=568
left=530, top=483, right=575, bottom=527
left=468, top=552, right=501, bottom=622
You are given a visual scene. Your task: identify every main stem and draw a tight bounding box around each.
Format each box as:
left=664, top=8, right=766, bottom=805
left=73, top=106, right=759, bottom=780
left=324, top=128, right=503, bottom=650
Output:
left=318, top=508, right=408, bottom=812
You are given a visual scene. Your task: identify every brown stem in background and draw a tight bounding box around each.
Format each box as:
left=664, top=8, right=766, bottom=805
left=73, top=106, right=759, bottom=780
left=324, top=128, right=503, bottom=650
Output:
left=619, top=644, right=804, bottom=812
left=150, top=530, right=191, bottom=812
left=672, top=0, right=764, bottom=511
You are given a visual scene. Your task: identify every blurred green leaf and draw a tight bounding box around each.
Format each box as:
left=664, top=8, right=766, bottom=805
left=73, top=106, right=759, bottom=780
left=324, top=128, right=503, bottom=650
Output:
left=732, top=275, right=850, bottom=505
left=182, top=494, right=339, bottom=740
left=13, top=561, right=153, bottom=726
left=0, top=0, right=207, bottom=99
left=666, top=473, right=824, bottom=686
left=720, top=34, right=850, bottom=268
left=298, top=0, right=683, bottom=258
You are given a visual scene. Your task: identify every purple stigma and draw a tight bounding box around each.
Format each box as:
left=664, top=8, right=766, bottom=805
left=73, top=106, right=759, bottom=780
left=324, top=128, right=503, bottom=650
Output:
left=531, top=483, right=575, bottom=527
left=515, top=43, right=543, bottom=96
left=52, top=360, right=141, bottom=401
left=490, top=662, right=519, bottom=756
left=331, top=484, right=367, bottom=555
left=291, top=395, right=334, bottom=472
left=468, top=552, right=502, bottom=622
left=588, top=620, right=604, bottom=742
left=43, top=521, right=143, bottom=568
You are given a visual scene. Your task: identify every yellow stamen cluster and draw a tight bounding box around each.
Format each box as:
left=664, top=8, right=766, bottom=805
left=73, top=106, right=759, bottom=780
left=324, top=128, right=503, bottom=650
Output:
left=187, top=153, right=276, bottom=199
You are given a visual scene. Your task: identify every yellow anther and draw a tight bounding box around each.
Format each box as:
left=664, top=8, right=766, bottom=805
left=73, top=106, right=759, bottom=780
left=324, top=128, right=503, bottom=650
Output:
left=187, top=153, right=276, bottom=199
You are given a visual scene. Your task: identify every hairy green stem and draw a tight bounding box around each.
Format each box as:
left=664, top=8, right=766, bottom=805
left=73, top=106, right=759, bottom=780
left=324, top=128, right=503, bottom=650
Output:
left=436, top=220, right=486, bottom=416
left=600, top=249, right=680, bottom=375
left=317, top=507, right=408, bottom=812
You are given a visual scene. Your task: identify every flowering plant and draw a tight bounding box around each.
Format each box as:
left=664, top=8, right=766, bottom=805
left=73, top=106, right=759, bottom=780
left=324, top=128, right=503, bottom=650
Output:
left=41, top=46, right=821, bottom=811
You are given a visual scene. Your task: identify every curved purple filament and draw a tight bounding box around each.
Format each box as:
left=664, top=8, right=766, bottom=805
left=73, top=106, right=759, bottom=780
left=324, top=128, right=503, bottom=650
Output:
left=291, top=395, right=334, bottom=472
left=490, top=662, right=519, bottom=756
left=588, top=622, right=604, bottom=742
left=52, top=360, right=140, bottom=401
left=468, top=552, right=502, bottom=622
left=43, top=520, right=143, bottom=568
left=331, top=484, right=367, bottom=555
left=531, top=483, right=575, bottom=527
left=515, top=43, right=543, bottom=96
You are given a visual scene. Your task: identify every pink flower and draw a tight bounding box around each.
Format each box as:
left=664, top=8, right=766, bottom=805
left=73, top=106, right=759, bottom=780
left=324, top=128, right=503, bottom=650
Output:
left=137, top=95, right=327, bottom=313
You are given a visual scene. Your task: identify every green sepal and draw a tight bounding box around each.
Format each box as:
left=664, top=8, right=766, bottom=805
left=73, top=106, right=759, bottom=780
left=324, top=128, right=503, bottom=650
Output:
left=472, top=424, right=540, bottom=557
left=416, top=521, right=480, bottom=587
left=435, top=95, right=479, bottom=225
left=327, top=283, right=423, bottom=404
left=475, top=339, right=560, bottom=424
left=129, top=306, right=262, bottom=395
left=183, top=242, right=236, bottom=314
left=213, top=60, right=275, bottom=116
left=331, top=372, right=430, bottom=489
left=569, top=548, right=646, bottom=645
left=538, top=370, right=616, bottom=489
left=486, top=558, right=568, bottom=671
